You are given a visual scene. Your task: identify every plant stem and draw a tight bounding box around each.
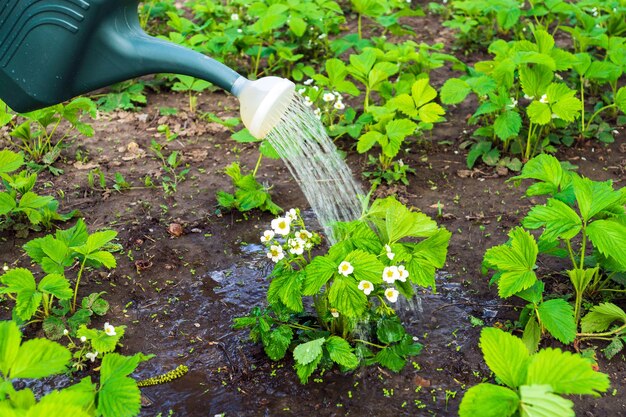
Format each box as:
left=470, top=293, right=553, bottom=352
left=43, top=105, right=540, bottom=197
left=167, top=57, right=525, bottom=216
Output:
left=354, top=339, right=386, bottom=349
left=253, top=43, right=263, bottom=79
left=580, top=75, right=585, bottom=136
left=585, top=104, right=616, bottom=133
left=524, top=122, right=534, bottom=161
left=358, top=14, right=362, bottom=40
left=565, top=240, right=577, bottom=269
left=72, top=258, right=88, bottom=313
left=579, top=224, right=587, bottom=271
left=252, top=153, right=263, bottom=177
left=577, top=323, right=626, bottom=338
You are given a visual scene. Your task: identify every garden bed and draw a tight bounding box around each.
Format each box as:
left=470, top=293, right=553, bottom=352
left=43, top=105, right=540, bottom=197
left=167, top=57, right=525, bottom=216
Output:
left=1, top=1, right=625, bottom=416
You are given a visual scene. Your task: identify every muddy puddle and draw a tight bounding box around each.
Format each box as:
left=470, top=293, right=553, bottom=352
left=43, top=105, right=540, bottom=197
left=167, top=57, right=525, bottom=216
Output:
left=128, top=231, right=493, bottom=416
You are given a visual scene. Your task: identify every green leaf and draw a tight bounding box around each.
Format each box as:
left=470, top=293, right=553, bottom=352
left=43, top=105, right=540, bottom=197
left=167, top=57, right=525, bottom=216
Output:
left=0, top=192, right=16, bottom=215
left=43, top=316, right=67, bottom=340
left=19, top=191, right=52, bottom=209
left=388, top=94, right=417, bottom=118
left=573, top=176, right=622, bottom=222
left=56, top=219, right=88, bottom=248
left=519, top=385, right=574, bottom=417
left=480, top=327, right=530, bottom=389
left=615, top=86, right=626, bottom=113
left=86, top=251, right=117, bottom=268
left=384, top=119, right=417, bottom=158
left=97, top=376, right=141, bottom=417
left=603, top=338, right=624, bottom=360
left=567, top=267, right=596, bottom=295
left=368, top=196, right=438, bottom=241
left=0, top=321, right=22, bottom=377
left=368, top=62, right=398, bottom=89
left=440, top=78, right=471, bottom=104
left=551, top=96, right=581, bottom=122
left=418, top=103, right=445, bottom=123
left=356, top=131, right=384, bottom=154
left=344, top=250, right=384, bottom=284
left=586, top=219, right=626, bottom=270
left=0, top=150, right=24, bottom=174
left=522, top=316, right=541, bottom=354
left=293, top=337, right=325, bottom=366
left=581, top=303, right=626, bottom=333
left=267, top=270, right=303, bottom=312
left=325, top=336, right=359, bottom=369
left=101, top=352, right=152, bottom=383
left=374, top=346, right=405, bottom=372
left=295, top=353, right=321, bottom=384
left=523, top=198, right=581, bottom=241
left=537, top=299, right=576, bottom=344
left=411, top=78, right=437, bottom=108
left=302, top=256, right=336, bottom=295
left=527, top=101, right=551, bottom=125
left=1, top=267, right=36, bottom=293
left=10, top=338, right=70, bottom=379
left=484, top=228, right=538, bottom=298
left=328, top=276, right=367, bottom=318
left=526, top=348, right=610, bottom=395
left=264, top=325, right=293, bottom=361
left=85, top=231, right=117, bottom=253
left=377, top=317, right=405, bottom=344
left=459, top=383, right=519, bottom=417
left=512, top=154, right=564, bottom=191
left=38, top=274, right=72, bottom=299
left=26, top=400, right=91, bottom=417
left=288, top=16, right=307, bottom=37
left=494, top=111, right=522, bottom=140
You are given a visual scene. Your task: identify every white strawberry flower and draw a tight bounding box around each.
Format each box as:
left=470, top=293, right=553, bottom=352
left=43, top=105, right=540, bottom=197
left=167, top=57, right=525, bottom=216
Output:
left=507, top=98, right=518, bottom=109
left=80, top=336, right=87, bottom=343
left=304, top=96, right=313, bottom=106
left=85, top=351, right=98, bottom=362
left=271, top=217, right=291, bottom=235
left=338, top=261, right=354, bottom=276
left=397, top=265, right=409, bottom=282
left=63, top=329, right=69, bottom=336
left=296, top=229, right=312, bottom=241
left=523, top=94, right=534, bottom=100
left=303, top=79, right=314, bottom=86
left=288, top=238, right=305, bottom=256
left=384, top=288, right=399, bottom=303
left=286, top=208, right=298, bottom=222
left=539, top=94, right=548, bottom=103
left=104, top=322, right=116, bottom=336
left=333, top=101, right=345, bottom=110
left=231, top=13, right=239, bottom=21
left=298, top=88, right=306, bottom=95
left=323, top=93, right=335, bottom=102
left=2, top=264, right=8, bottom=271
left=330, top=308, right=340, bottom=318
left=267, top=245, right=284, bottom=263
left=382, top=266, right=400, bottom=283
left=358, top=280, right=374, bottom=295
left=261, top=230, right=275, bottom=243
left=385, top=244, right=395, bottom=260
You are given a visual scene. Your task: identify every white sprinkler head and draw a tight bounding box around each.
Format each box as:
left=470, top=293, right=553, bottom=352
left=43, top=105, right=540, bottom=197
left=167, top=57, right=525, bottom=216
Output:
left=232, top=76, right=295, bottom=139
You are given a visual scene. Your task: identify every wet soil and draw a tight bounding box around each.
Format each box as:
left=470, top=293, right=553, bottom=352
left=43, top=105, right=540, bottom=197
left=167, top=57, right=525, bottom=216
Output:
left=2, top=4, right=626, bottom=417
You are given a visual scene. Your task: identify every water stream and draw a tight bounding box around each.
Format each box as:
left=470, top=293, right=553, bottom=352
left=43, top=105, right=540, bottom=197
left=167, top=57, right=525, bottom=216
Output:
left=266, top=96, right=363, bottom=243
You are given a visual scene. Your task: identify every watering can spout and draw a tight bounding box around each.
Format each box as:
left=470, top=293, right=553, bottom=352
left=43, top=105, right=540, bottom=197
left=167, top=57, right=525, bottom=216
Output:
left=0, top=0, right=295, bottom=138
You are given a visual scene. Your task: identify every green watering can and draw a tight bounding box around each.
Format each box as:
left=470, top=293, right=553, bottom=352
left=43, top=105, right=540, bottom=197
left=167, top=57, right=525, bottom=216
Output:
left=0, top=0, right=295, bottom=138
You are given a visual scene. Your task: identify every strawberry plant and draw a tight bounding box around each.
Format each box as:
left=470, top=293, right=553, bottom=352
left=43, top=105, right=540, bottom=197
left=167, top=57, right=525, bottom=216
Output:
left=0, top=150, right=77, bottom=235
left=483, top=154, right=626, bottom=354
left=235, top=198, right=451, bottom=382
left=0, top=320, right=152, bottom=417
left=459, top=327, right=609, bottom=417
left=1, top=98, right=96, bottom=174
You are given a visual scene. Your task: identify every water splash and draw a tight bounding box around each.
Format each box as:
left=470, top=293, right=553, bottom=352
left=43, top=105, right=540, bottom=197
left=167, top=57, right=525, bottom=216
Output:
left=266, top=96, right=363, bottom=243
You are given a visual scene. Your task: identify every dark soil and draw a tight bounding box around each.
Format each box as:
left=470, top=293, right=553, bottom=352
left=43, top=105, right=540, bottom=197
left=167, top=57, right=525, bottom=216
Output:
left=2, top=4, right=626, bottom=417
